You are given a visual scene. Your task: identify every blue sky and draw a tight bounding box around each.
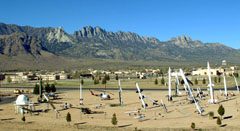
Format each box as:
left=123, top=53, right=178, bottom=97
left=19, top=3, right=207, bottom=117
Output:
left=1, top=0, right=240, bottom=49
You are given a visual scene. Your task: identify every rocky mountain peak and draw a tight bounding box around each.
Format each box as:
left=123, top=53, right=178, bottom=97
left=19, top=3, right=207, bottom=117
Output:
left=171, top=35, right=192, bottom=43
left=74, top=26, right=106, bottom=38
left=170, top=35, right=203, bottom=48
left=47, top=27, right=72, bottom=43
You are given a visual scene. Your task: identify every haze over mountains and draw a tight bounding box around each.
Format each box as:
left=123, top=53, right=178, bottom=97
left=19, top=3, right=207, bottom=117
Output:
left=0, top=22, right=239, bottom=70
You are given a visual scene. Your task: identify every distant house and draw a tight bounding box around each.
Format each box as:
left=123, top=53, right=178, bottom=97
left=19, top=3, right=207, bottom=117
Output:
left=39, top=74, right=56, bottom=81
left=192, top=68, right=224, bottom=76
left=5, top=73, right=22, bottom=83
left=55, top=73, right=68, bottom=80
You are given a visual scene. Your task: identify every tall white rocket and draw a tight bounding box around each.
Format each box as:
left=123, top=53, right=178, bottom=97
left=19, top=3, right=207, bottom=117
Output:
left=223, top=72, right=228, bottom=97
left=233, top=74, right=239, bottom=92
left=168, top=67, right=172, bottom=101
left=80, top=82, right=83, bottom=105
left=179, top=69, right=203, bottom=114
left=118, top=79, right=123, bottom=105
left=207, top=62, right=216, bottom=103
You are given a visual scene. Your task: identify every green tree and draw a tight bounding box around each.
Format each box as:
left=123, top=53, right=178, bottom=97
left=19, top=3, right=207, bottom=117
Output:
left=94, top=78, right=99, bottom=84
left=115, top=74, right=119, bottom=80
left=111, top=113, right=118, bottom=126
left=202, top=78, right=206, bottom=85
left=105, top=74, right=110, bottom=81
left=21, top=116, right=26, bottom=122
left=191, top=122, right=195, bottom=130
left=154, top=78, right=158, bottom=85
left=45, top=83, right=51, bottom=93
left=102, top=77, right=107, bottom=84
left=50, top=84, right=56, bottom=92
left=66, top=112, right=71, bottom=124
left=218, top=77, right=221, bottom=83
left=33, top=84, right=39, bottom=94
left=80, top=79, right=84, bottom=85
left=214, top=77, right=218, bottom=84
left=7, top=76, right=12, bottom=83
left=233, top=73, right=239, bottom=78
left=161, top=77, right=165, bottom=85
left=218, top=105, right=225, bottom=120
left=217, top=117, right=222, bottom=126
left=194, top=79, right=198, bottom=85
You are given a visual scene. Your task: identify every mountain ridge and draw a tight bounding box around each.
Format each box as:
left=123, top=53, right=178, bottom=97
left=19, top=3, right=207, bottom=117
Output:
left=0, top=22, right=239, bottom=70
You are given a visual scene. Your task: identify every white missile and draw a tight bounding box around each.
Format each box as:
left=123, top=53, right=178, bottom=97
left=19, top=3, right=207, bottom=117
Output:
left=175, top=74, right=182, bottom=95
left=179, top=69, right=204, bottom=114
left=80, top=82, right=83, bottom=105
left=233, top=74, right=239, bottom=92
left=207, top=62, right=216, bottom=104
left=118, top=79, right=123, bottom=105
left=223, top=72, right=228, bottom=97
left=136, top=83, right=147, bottom=109
left=168, top=67, right=172, bottom=101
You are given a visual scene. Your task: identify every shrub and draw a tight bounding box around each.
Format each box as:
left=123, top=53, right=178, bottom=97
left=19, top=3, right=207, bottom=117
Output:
left=214, top=77, right=218, bottom=83
left=202, top=78, right=206, bottom=84
left=66, top=112, right=71, bottom=123
left=33, top=84, right=39, bottom=94
left=50, top=84, right=56, bottom=92
left=161, top=77, right=165, bottom=85
left=218, top=105, right=225, bottom=120
left=191, top=122, right=195, bottom=129
left=111, top=113, right=118, bottom=126
left=208, top=111, right=214, bottom=119
left=45, top=83, right=51, bottom=93
left=233, top=72, right=239, bottom=78
left=7, top=76, right=12, bottom=83
left=217, top=117, right=222, bottom=126
left=102, top=77, right=107, bottom=84
left=194, top=79, right=198, bottom=85
left=154, top=79, right=158, bottom=85
left=21, top=116, right=26, bottom=122
left=80, top=79, right=84, bottom=85
left=218, top=77, right=221, bottom=83
left=94, top=78, right=99, bottom=84
left=115, top=74, right=119, bottom=80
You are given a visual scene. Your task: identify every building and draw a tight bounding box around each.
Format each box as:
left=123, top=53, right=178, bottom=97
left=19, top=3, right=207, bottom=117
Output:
left=39, top=74, right=56, bottom=81
left=192, top=68, right=224, bottom=76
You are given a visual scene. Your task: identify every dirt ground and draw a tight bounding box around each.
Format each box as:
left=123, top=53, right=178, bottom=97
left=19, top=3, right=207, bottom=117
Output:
left=1, top=89, right=240, bottom=131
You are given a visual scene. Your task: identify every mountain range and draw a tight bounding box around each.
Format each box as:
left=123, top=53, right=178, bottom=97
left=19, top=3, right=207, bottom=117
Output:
left=0, top=22, right=239, bottom=71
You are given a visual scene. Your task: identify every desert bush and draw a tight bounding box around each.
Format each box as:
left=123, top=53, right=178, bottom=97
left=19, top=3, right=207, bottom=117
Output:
left=191, top=122, right=195, bottom=129
left=218, top=105, right=225, bottom=120
left=111, top=113, right=118, bottom=126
